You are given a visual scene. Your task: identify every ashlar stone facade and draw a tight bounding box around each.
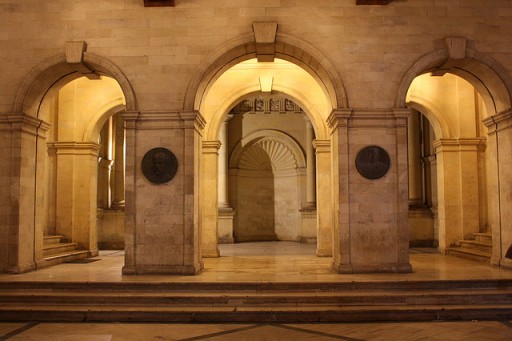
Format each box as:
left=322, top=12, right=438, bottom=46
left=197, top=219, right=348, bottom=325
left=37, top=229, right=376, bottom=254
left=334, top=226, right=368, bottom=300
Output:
left=1, top=0, right=512, bottom=275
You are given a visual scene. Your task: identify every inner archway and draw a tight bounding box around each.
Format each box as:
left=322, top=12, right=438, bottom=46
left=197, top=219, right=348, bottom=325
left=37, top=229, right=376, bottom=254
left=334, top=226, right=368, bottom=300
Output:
left=197, top=57, right=338, bottom=260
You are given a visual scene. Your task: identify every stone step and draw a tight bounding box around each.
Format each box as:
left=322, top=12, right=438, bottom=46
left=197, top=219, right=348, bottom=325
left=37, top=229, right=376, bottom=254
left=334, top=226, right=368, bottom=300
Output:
left=0, top=304, right=511, bottom=322
left=42, top=243, right=78, bottom=257
left=36, top=250, right=90, bottom=269
left=474, top=233, right=492, bottom=243
left=43, top=235, right=65, bottom=245
left=0, top=289, right=510, bottom=306
left=1, top=279, right=511, bottom=292
left=459, top=240, right=492, bottom=253
left=446, top=247, right=491, bottom=263
left=0, top=279, right=510, bottom=322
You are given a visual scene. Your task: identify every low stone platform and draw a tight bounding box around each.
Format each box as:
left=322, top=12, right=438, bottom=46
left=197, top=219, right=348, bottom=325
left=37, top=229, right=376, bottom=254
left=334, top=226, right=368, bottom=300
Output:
left=0, top=243, right=511, bottom=323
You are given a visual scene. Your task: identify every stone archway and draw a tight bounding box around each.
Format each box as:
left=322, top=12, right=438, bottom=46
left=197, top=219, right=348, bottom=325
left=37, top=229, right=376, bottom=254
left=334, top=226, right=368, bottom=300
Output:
left=397, top=37, right=512, bottom=268
left=1, top=44, right=134, bottom=273
left=189, top=27, right=345, bottom=260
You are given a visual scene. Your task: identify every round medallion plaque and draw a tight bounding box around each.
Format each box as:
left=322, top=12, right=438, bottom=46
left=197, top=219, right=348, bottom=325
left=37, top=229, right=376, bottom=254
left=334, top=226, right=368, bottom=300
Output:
left=355, top=145, right=390, bottom=180
left=141, top=147, right=178, bottom=184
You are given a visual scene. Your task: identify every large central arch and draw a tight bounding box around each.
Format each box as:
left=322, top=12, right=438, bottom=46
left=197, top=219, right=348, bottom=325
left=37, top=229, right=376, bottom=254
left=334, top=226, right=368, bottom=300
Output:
left=189, top=29, right=346, bottom=259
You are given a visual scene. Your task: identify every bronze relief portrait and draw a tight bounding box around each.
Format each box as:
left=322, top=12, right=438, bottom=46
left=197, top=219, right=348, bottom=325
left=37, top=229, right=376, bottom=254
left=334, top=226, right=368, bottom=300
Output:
left=355, top=145, right=391, bottom=180
left=142, top=147, right=178, bottom=184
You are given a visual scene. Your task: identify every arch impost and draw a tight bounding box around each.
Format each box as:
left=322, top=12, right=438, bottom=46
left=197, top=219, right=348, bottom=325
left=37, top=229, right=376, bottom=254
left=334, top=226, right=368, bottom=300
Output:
left=484, top=108, right=512, bottom=129
left=47, top=141, right=101, bottom=155
left=0, top=113, right=51, bottom=135
left=433, top=138, right=486, bottom=152
left=327, top=109, right=352, bottom=129
left=202, top=140, right=221, bottom=153
left=313, top=139, right=331, bottom=153
left=180, top=110, right=206, bottom=130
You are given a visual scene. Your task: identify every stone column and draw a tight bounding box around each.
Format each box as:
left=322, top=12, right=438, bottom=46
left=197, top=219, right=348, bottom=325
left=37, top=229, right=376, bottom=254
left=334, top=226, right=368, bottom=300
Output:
left=50, top=142, right=101, bottom=255
left=0, top=114, right=50, bottom=273
left=408, top=111, right=423, bottom=206
left=427, top=155, right=439, bottom=244
left=484, top=110, right=512, bottom=269
left=328, top=109, right=412, bottom=274
left=313, top=139, right=332, bottom=257
left=218, top=116, right=231, bottom=209
left=202, top=140, right=221, bottom=257
left=97, top=157, right=113, bottom=208
left=433, top=138, right=484, bottom=252
left=122, top=111, right=204, bottom=275
left=111, top=113, right=125, bottom=208
left=217, top=116, right=235, bottom=244
left=305, top=121, right=316, bottom=207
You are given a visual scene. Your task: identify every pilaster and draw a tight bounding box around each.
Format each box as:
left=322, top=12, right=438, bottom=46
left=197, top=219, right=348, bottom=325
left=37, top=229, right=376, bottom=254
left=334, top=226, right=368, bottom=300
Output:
left=201, top=140, right=221, bottom=257
left=484, top=109, right=512, bottom=268
left=0, top=113, right=50, bottom=273
left=433, top=137, right=486, bottom=251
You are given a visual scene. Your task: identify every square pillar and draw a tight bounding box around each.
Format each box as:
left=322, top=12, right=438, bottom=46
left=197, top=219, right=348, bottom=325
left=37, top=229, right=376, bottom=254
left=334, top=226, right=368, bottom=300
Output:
left=433, top=138, right=485, bottom=251
left=484, top=110, right=512, bottom=268
left=328, top=109, right=412, bottom=273
left=201, top=140, right=220, bottom=257
left=313, top=140, right=332, bottom=257
left=49, top=142, right=101, bottom=256
left=123, top=111, right=204, bottom=275
left=0, top=114, right=49, bottom=273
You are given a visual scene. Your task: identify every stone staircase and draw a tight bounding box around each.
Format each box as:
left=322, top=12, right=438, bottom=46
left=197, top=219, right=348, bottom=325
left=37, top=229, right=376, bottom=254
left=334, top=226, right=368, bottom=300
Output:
left=38, top=235, right=89, bottom=269
left=0, top=280, right=511, bottom=322
left=446, top=233, right=492, bottom=263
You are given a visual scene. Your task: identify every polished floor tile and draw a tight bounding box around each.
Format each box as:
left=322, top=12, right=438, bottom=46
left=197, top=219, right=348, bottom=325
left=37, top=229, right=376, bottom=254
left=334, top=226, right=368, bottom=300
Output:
left=1, top=321, right=511, bottom=340
left=1, top=242, right=511, bottom=284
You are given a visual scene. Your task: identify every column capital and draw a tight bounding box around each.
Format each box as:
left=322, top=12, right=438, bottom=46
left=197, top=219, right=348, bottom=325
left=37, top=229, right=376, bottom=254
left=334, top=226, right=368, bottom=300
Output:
left=47, top=141, right=101, bottom=156
left=202, top=140, right=221, bottom=154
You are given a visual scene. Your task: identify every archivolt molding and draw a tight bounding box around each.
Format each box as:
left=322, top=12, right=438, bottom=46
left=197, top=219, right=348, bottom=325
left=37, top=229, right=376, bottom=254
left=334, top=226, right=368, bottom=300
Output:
left=185, top=27, right=347, bottom=116
left=406, top=98, right=451, bottom=139
left=396, top=42, right=512, bottom=116
left=13, top=50, right=136, bottom=118
left=229, top=130, right=306, bottom=171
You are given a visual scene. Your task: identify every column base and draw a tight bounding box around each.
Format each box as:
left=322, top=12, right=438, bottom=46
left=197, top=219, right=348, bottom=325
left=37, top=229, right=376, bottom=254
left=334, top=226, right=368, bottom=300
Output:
left=7, top=262, right=37, bottom=274
left=333, top=262, right=412, bottom=274
left=218, top=237, right=234, bottom=244
left=202, top=249, right=220, bottom=258
left=316, top=248, right=332, bottom=257
left=122, top=262, right=203, bottom=275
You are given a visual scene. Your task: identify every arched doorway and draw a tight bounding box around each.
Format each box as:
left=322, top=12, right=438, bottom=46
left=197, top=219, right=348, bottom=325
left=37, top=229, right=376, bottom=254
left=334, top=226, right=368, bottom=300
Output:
left=190, top=35, right=346, bottom=257
left=399, top=37, right=512, bottom=268
left=2, top=45, right=134, bottom=273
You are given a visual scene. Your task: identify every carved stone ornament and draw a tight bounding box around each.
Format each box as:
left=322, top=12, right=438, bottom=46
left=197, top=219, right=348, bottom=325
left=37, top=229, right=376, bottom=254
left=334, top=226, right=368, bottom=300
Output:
left=355, top=145, right=391, bottom=180
left=142, top=147, right=178, bottom=184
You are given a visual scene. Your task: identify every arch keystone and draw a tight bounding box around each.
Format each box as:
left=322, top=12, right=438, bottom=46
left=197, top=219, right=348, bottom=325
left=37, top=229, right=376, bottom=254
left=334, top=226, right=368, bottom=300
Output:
left=252, top=22, right=278, bottom=62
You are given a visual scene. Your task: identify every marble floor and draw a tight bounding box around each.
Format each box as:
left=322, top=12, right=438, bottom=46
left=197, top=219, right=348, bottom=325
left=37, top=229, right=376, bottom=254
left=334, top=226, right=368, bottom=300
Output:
left=1, top=242, right=512, bottom=283
left=1, top=320, right=511, bottom=340
left=1, top=242, right=511, bottom=340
